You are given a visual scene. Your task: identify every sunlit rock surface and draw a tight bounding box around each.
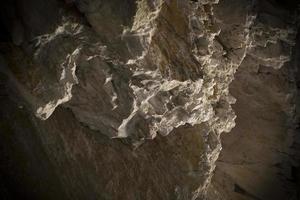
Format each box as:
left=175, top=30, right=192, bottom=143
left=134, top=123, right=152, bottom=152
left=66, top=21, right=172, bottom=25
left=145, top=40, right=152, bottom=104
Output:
left=0, top=0, right=299, bottom=199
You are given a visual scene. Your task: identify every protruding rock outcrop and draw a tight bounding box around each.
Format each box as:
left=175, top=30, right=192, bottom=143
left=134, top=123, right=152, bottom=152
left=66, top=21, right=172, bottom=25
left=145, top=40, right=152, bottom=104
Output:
left=0, top=0, right=299, bottom=199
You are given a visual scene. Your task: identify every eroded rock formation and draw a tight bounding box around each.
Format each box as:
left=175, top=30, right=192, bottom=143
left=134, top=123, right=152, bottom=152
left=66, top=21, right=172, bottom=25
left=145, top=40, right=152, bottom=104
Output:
left=0, top=0, right=299, bottom=199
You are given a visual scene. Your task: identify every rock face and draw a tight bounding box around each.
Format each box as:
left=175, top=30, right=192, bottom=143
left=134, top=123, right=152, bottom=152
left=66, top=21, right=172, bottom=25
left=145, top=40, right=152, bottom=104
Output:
left=0, top=0, right=299, bottom=200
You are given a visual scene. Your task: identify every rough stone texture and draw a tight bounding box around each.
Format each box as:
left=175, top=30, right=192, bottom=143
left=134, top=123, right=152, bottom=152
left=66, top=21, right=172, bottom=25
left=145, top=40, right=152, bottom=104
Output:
left=207, top=1, right=300, bottom=200
left=0, top=0, right=299, bottom=200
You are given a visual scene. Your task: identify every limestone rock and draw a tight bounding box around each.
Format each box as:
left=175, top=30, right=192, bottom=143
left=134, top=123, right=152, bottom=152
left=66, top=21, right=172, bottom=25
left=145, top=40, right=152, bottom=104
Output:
left=0, top=0, right=299, bottom=199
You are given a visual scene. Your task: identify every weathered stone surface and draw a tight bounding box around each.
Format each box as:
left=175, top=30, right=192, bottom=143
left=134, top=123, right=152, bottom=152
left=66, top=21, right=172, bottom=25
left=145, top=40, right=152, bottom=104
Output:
left=0, top=0, right=299, bottom=199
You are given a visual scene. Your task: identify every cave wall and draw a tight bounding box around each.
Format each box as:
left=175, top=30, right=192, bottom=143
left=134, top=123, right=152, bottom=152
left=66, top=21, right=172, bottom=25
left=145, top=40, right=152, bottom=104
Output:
left=209, top=40, right=300, bottom=200
left=0, top=0, right=299, bottom=200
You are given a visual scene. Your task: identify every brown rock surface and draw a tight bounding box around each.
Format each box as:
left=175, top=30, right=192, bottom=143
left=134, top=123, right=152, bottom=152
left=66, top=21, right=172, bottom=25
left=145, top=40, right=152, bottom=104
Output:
left=0, top=0, right=299, bottom=199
